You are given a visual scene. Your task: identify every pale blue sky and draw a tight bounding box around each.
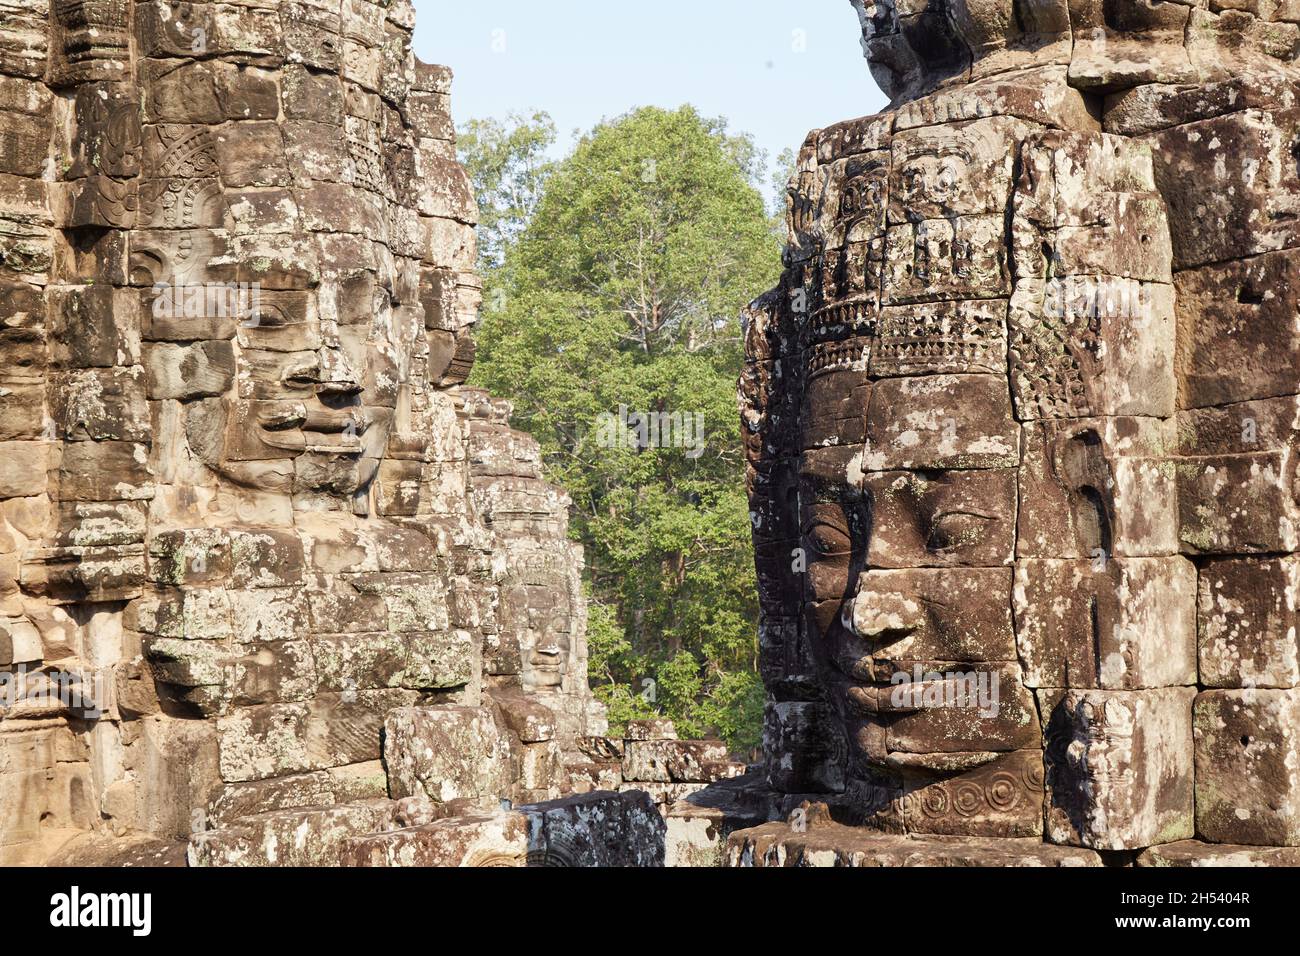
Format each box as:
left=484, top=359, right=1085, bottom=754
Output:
left=412, top=1, right=886, bottom=192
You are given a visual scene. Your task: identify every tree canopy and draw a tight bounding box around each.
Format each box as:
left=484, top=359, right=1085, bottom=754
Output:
left=464, top=105, right=780, bottom=751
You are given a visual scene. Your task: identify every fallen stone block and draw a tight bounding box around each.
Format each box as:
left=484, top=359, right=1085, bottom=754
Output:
left=188, top=801, right=394, bottom=867
left=523, top=790, right=666, bottom=867
left=344, top=790, right=666, bottom=867
left=664, top=774, right=777, bottom=867
left=343, top=811, right=530, bottom=867
left=46, top=832, right=188, bottom=867
left=625, top=718, right=677, bottom=740
left=622, top=738, right=730, bottom=783
left=491, top=692, right=557, bottom=742
left=575, top=735, right=624, bottom=760
left=565, top=756, right=622, bottom=794
left=1137, top=840, right=1300, bottom=867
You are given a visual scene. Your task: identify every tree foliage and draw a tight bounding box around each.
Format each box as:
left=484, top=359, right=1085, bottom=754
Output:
left=458, top=110, right=558, bottom=272
left=463, top=105, right=779, bottom=751
left=771, top=146, right=797, bottom=217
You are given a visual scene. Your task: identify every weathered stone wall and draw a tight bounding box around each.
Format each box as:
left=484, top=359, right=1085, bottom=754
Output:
left=0, top=0, right=742, bottom=867
left=717, top=0, right=1300, bottom=866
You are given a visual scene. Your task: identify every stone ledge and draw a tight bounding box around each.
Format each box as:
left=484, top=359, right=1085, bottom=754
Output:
left=190, top=789, right=667, bottom=866
left=46, top=832, right=188, bottom=868
left=727, top=822, right=1103, bottom=867
left=343, top=790, right=666, bottom=867
left=1137, top=840, right=1300, bottom=867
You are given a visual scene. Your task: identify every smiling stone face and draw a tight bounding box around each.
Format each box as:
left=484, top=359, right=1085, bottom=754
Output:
left=179, top=267, right=408, bottom=499
left=112, top=65, right=441, bottom=502
left=0, top=0, right=626, bottom=866
left=739, top=1, right=1300, bottom=858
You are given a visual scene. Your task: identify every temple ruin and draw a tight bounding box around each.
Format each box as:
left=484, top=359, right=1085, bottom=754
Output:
left=4, top=0, right=1300, bottom=868
left=0, top=0, right=741, bottom=867
left=720, top=0, right=1300, bottom=866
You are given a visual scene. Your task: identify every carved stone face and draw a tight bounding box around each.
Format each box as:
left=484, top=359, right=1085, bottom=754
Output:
left=181, top=269, right=404, bottom=498
left=124, top=145, right=410, bottom=498
left=744, top=3, right=1300, bottom=851
left=0, top=2, right=614, bottom=866
left=492, top=546, right=578, bottom=694
left=791, top=117, right=1039, bottom=804
left=521, top=609, right=573, bottom=693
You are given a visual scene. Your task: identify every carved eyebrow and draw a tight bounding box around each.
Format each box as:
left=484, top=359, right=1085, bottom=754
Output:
left=930, top=508, right=997, bottom=523
left=802, top=481, right=861, bottom=506
left=802, top=519, right=853, bottom=557
left=844, top=160, right=888, bottom=178
left=899, top=144, right=973, bottom=163
left=802, top=514, right=850, bottom=537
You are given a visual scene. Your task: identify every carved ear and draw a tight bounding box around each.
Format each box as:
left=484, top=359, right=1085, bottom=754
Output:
left=1058, top=428, right=1113, bottom=558
left=440, top=332, right=476, bottom=386
left=183, top=397, right=231, bottom=469
left=1009, top=131, right=1175, bottom=421
left=139, top=178, right=226, bottom=230
left=945, top=0, right=1072, bottom=67
left=0, top=616, right=42, bottom=668
left=129, top=229, right=222, bottom=288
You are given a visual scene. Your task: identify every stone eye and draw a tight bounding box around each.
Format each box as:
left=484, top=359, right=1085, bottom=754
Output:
left=805, top=519, right=852, bottom=558
left=926, top=511, right=989, bottom=552
left=841, top=183, right=860, bottom=215
left=282, top=362, right=320, bottom=388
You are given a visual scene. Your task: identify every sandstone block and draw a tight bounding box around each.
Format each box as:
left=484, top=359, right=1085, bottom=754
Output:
left=1043, top=687, right=1195, bottom=850
left=1195, top=689, right=1300, bottom=846
left=625, top=718, right=677, bottom=741
left=190, top=801, right=392, bottom=867
left=1014, top=557, right=1197, bottom=689
left=343, top=810, right=529, bottom=867
left=218, top=691, right=414, bottom=782
left=493, top=693, right=557, bottom=743
left=851, top=567, right=1015, bottom=663
left=1016, top=417, right=1178, bottom=559
left=727, top=822, right=1102, bottom=867
left=863, top=469, right=1016, bottom=568
left=622, top=739, right=731, bottom=784
left=1138, top=839, right=1300, bottom=867
left=863, top=374, right=1017, bottom=471
left=383, top=705, right=508, bottom=805
left=144, top=341, right=236, bottom=400
left=522, top=790, right=666, bottom=867
left=1198, top=558, right=1300, bottom=689
left=1176, top=250, right=1300, bottom=408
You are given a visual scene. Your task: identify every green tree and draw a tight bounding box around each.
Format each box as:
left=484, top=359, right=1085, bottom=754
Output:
left=467, top=106, right=779, bottom=751
left=771, top=146, right=797, bottom=218
left=457, top=111, right=558, bottom=272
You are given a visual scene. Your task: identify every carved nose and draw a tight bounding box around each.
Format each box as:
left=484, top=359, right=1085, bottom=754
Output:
left=315, top=348, right=363, bottom=398
left=849, top=587, right=923, bottom=641
left=282, top=358, right=321, bottom=389
left=528, top=644, right=565, bottom=669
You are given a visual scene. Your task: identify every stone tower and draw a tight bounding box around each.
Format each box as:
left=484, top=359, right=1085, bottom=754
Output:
left=725, top=0, right=1300, bottom=865
left=0, top=0, right=661, bottom=866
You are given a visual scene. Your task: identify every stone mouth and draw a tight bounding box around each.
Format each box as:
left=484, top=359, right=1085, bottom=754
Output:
left=255, top=403, right=370, bottom=454
left=303, top=443, right=364, bottom=455
left=258, top=404, right=307, bottom=431
left=527, top=654, right=566, bottom=671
